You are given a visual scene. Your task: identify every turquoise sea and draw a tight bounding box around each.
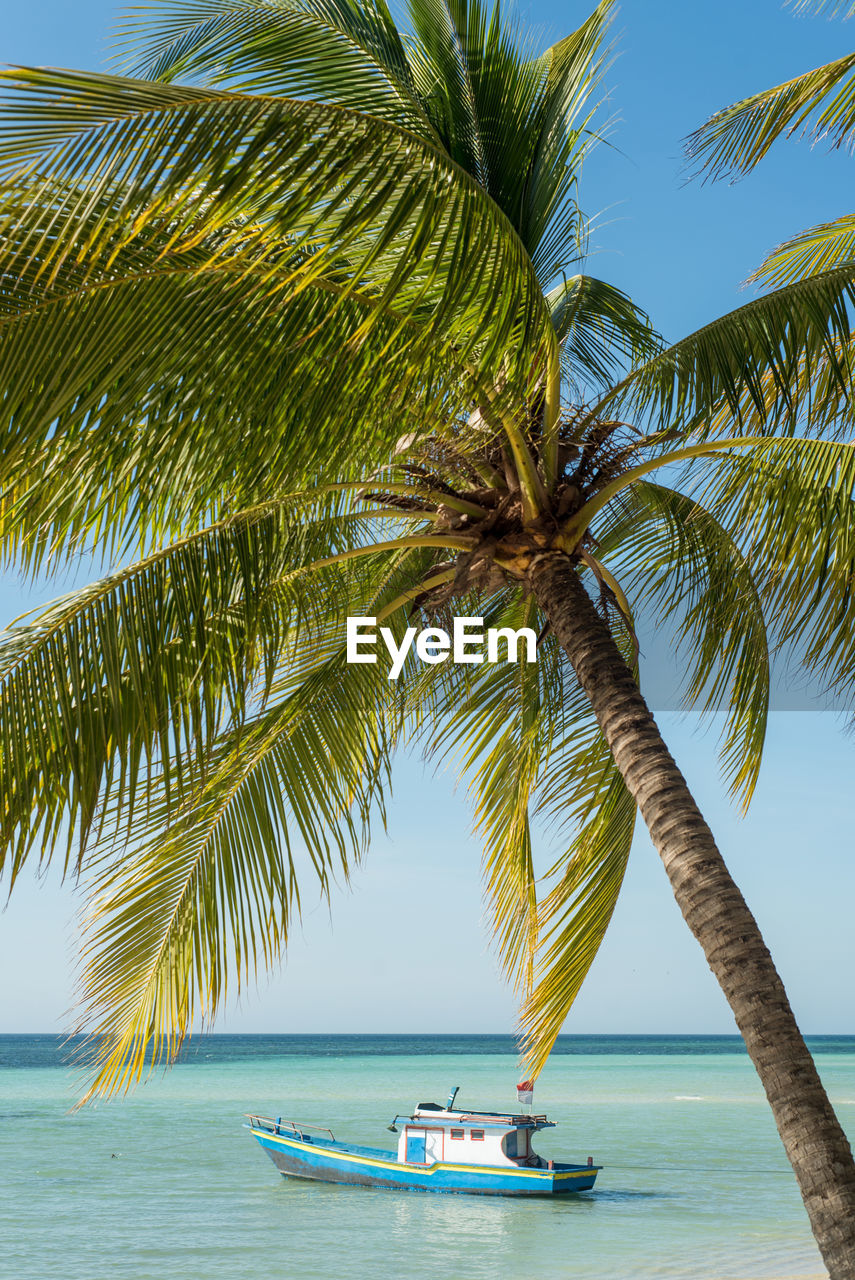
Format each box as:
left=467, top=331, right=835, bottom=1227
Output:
left=2, top=1035, right=853, bottom=1280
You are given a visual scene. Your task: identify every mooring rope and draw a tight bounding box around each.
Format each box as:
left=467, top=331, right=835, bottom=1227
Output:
left=601, top=1162, right=792, bottom=1175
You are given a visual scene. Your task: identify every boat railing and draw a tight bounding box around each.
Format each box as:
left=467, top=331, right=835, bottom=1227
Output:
left=245, top=1114, right=336, bottom=1142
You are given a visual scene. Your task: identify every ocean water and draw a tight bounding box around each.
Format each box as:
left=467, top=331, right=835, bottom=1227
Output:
left=2, top=1035, right=852, bottom=1280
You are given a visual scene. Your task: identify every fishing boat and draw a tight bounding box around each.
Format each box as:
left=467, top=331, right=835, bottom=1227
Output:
left=245, top=1087, right=601, bottom=1196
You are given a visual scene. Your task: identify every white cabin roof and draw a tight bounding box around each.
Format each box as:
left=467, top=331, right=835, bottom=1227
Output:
left=410, top=1103, right=554, bottom=1131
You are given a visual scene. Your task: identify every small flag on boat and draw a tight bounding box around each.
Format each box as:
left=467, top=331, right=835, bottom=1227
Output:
left=517, top=1081, right=534, bottom=1106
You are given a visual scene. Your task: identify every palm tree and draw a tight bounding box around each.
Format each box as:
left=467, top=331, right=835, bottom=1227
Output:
left=1, top=0, right=855, bottom=1270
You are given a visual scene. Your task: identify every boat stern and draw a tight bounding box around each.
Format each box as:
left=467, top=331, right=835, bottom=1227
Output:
left=548, top=1161, right=601, bottom=1193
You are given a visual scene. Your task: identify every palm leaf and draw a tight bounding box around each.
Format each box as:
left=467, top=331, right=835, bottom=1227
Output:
left=0, top=499, right=368, bottom=883
left=120, top=0, right=432, bottom=133
left=598, top=265, right=855, bottom=439
left=686, top=50, right=855, bottom=181
left=72, top=640, right=395, bottom=1101
left=18, top=536, right=463, bottom=1100
left=520, top=760, right=635, bottom=1077
left=787, top=1, right=855, bottom=14
left=407, top=575, right=637, bottom=1068
left=515, top=586, right=639, bottom=1075
left=701, top=435, right=855, bottom=703
left=546, top=272, right=661, bottom=389
left=749, top=215, right=855, bottom=289
left=519, top=0, right=613, bottom=281
left=413, top=591, right=563, bottom=994
left=0, top=247, right=466, bottom=563
left=0, top=68, right=556, bottom=558
left=597, top=481, right=770, bottom=807
left=0, top=483, right=448, bottom=884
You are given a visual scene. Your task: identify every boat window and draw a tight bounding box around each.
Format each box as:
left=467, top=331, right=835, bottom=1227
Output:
left=450, top=1128, right=464, bottom=1140
left=470, top=1129, right=485, bottom=1141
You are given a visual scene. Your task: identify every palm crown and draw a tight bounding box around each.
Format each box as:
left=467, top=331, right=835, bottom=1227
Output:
left=2, top=0, right=855, bottom=1121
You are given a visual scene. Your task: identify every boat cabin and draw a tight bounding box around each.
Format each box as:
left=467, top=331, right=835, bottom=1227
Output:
left=396, top=1103, right=556, bottom=1169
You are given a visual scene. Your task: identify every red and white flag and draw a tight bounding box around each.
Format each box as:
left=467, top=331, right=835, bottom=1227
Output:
left=517, top=1080, right=534, bottom=1106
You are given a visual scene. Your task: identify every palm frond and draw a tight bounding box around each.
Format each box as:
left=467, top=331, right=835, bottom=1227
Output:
left=518, top=599, right=641, bottom=1074
left=399, top=0, right=609, bottom=275
left=0, top=481, right=452, bottom=886
left=119, top=0, right=435, bottom=135
left=72, top=640, right=395, bottom=1101
left=519, top=0, right=613, bottom=281
left=0, top=68, right=556, bottom=559
left=546, top=272, right=661, bottom=389
left=10, top=532, right=470, bottom=1100
left=519, top=761, right=634, bottom=1077
left=404, top=0, right=549, bottom=213
left=408, top=576, right=636, bottom=1064
left=701, top=435, right=855, bottom=704
left=0, top=242, right=465, bottom=564
left=414, top=591, right=560, bottom=994
left=695, top=330, right=855, bottom=445
left=0, top=499, right=370, bottom=885
left=121, top=0, right=610, bottom=276
left=600, top=265, right=855, bottom=439
left=686, top=50, right=855, bottom=181
left=787, top=1, right=855, bottom=20
left=749, top=215, right=855, bottom=288
left=597, top=481, right=770, bottom=807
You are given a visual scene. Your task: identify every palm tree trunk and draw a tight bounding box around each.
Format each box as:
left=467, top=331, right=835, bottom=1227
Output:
left=528, top=549, right=855, bottom=1279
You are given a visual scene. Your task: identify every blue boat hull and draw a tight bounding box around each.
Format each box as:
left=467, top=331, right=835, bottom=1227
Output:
left=249, top=1125, right=599, bottom=1196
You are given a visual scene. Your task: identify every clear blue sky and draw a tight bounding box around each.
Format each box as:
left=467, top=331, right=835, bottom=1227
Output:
left=1, top=1, right=854, bottom=1036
